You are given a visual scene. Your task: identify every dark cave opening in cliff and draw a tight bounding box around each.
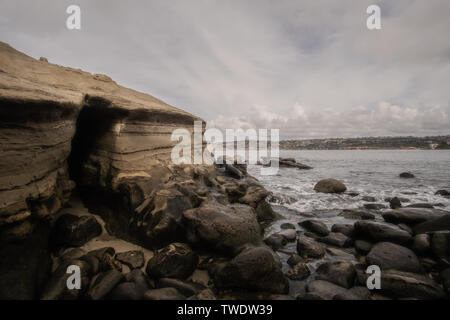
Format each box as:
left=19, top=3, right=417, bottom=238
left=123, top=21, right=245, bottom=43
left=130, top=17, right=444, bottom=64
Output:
left=67, top=96, right=128, bottom=188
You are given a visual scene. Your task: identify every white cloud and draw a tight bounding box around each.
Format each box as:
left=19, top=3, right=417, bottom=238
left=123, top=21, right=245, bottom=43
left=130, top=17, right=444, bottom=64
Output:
left=1, top=0, right=449, bottom=138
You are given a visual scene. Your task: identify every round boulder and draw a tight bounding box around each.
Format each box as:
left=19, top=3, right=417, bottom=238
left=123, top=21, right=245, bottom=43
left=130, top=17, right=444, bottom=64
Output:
left=314, top=179, right=347, bottom=194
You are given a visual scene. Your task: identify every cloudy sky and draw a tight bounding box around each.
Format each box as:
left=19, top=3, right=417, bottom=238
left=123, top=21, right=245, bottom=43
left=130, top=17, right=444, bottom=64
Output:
left=1, top=0, right=449, bottom=139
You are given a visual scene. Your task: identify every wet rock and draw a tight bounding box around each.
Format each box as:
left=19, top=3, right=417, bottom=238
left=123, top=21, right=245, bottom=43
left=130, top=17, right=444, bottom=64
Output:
left=87, top=268, right=124, bottom=300
left=354, top=240, right=373, bottom=254
left=383, top=208, right=445, bottom=226
left=380, top=270, right=445, bottom=299
left=50, top=214, right=102, bottom=248
left=389, top=197, right=402, bottom=209
left=264, top=233, right=287, bottom=251
left=296, top=234, right=325, bottom=259
left=211, top=245, right=289, bottom=294
left=287, top=254, right=305, bottom=267
left=146, top=243, right=198, bottom=279
left=354, top=221, right=412, bottom=245
left=305, top=280, right=349, bottom=300
left=276, top=229, right=297, bottom=242
left=318, top=232, right=352, bottom=248
left=366, top=242, right=424, bottom=274
left=183, top=200, right=262, bottom=255
left=108, top=282, right=142, bottom=300
left=124, top=269, right=151, bottom=293
left=430, top=231, right=450, bottom=261
left=84, top=247, right=119, bottom=272
left=255, top=200, right=278, bottom=222
left=440, top=268, right=450, bottom=292
left=299, top=219, right=330, bottom=236
left=398, top=223, right=412, bottom=235
left=406, top=203, right=434, bottom=209
left=412, top=234, right=430, bottom=254
left=238, top=185, right=270, bottom=208
left=331, top=224, right=354, bottom=237
left=156, top=278, right=204, bottom=297
left=279, top=158, right=312, bottom=170
left=224, top=164, right=243, bottom=179
left=316, top=260, right=356, bottom=289
left=314, top=179, right=347, bottom=194
left=363, top=203, right=386, bottom=210
left=339, top=209, right=375, bottom=220
left=435, top=190, right=450, bottom=196
left=115, top=250, right=145, bottom=269
left=325, top=247, right=354, bottom=260
left=286, top=262, right=310, bottom=280
left=413, top=214, right=450, bottom=234
left=399, top=172, right=415, bottom=178
left=362, top=196, right=377, bottom=202
left=280, top=222, right=296, bottom=230
left=143, top=287, right=186, bottom=300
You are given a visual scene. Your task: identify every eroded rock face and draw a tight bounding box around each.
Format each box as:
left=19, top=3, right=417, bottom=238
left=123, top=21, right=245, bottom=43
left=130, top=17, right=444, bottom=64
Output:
left=0, top=42, right=203, bottom=298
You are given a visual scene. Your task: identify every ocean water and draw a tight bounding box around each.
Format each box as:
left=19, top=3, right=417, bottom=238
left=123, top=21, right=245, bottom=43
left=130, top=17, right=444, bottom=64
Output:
left=247, top=150, right=450, bottom=294
left=249, top=150, right=450, bottom=212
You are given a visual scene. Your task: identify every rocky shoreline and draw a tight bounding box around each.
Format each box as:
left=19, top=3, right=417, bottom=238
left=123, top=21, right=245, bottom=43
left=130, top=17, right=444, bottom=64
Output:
left=1, top=42, right=449, bottom=300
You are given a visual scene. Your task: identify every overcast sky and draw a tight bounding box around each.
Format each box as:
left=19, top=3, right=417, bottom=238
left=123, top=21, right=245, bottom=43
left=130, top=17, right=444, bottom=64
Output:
left=1, top=0, right=449, bottom=139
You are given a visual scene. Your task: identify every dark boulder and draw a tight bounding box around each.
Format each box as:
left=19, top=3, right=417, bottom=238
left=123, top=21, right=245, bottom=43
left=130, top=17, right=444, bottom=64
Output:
left=354, top=221, right=412, bottom=245
left=382, top=208, right=445, bottom=226
left=389, top=197, right=402, bottom=209
left=299, top=219, right=330, bottom=236
left=339, top=209, right=375, bottom=220
left=86, top=268, right=124, bottom=300
left=318, top=232, right=352, bottom=248
left=183, top=201, right=262, bottom=255
left=115, top=250, right=145, bottom=269
left=304, top=280, right=349, bottom=300
left=146, top=243, right=198, bottom=279
left=331, top=223, right=354, bottom=237
left=296, top=234, right=325, bottom=259
left=366, top=242, right=424, bottom=274
left=413, top=214, right=450, bottom=234
left=143, top=287, right=186, bottom=300
left=50, top=214, right=102, bottom=248
left=314, top=179, right=347, bottom=194
left=315, top=261, right=356, bottom=289
left=211, top=245, right=289, bottom=294
left=285, top=262, right=310, bottom=280
left=155, top=278, right=204, bottom=297
left=399, top=172, right=415, bottom=178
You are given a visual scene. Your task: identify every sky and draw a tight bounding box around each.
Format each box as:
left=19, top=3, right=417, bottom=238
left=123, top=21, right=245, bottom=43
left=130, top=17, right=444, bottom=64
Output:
left=1, top=0, right=449, bottom=139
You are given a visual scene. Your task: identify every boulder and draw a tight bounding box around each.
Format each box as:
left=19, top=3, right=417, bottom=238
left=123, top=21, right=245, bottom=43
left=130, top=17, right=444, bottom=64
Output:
left=315, top=261, right=356, bottom=289
left=296, top=235, right=325, bottom=259
left=115, top=250, right=145, bottom=269
left=238, top=185, right=270, bottom=208
left=399, top=172, right=415, bottom=178
left=211, top=245, right=289, bottom=294
left=143, top=288, right=186, bottom=300
left=318, top=232, right=352, bottom=248
left=366, top=242, right=424, bottom=274
left=314, top=179, right=347, bottom=194
left=435, top=190, right=450, bottom=196
left=287, top=254, right=305, bottom=267
left=339, top=209, right=375, bottom=220
left=264, top=234, right=287, bottom=251
left=108, top=282, right=143, bottom=300
left=406, top=203, right=435, bottom=209
left=276, top=229, right=297, bottom=242
left=430, top=232, right=450, bottom=261
left=255, top=200, right=278, bottom=222
left=285, top=262, right=310, bottom=281
left=155, top=278, right=204, bottom=297
left=363, top=203, right=386, bottom=210
left=382, top=208, right=445, bottom=226
left=354, top=221, right=412, bottom=245
left=279, top=158, right=312, bottom=170
left=299, top=219, right=330, bottom=236
left=146, top=243, right=198, bottom=279
left=354, top=240, right=373, bottom=254
left=440, top=268, right=450, bottom=292
left=380, top=270, right=445, bottom=299
left=331, top=223, right=354, bottom=237
left=183, top=201, right=262, bottom=255
left=280, top=222, right=296, bottom=230
left=50, top=214, right=102, bottom=248
left=412, top=234, right=430, bottom=254
left=413, top=214, right=450, bottom=234
left=86, top=269, right=124, bottom=300
left=224, top=164, right=243, bottom=179
left=305, top=280, right=349, bottom=300
left=389, top=197, right=402, bottom=209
